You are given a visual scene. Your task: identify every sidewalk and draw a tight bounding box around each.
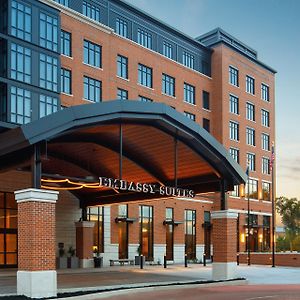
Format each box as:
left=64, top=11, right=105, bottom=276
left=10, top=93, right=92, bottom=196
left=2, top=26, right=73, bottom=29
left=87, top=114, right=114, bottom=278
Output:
left=1, top=264, right=300, bottom=297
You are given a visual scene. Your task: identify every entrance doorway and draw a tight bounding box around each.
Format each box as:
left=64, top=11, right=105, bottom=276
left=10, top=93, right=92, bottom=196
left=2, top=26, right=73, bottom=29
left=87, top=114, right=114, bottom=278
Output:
left=165, top=208, right=174, bottom=261
left=0, top=192, right=18, bottom=268
left=118, top=205, right=128, bottom=259
left=203, top=211, right=212, bottom=259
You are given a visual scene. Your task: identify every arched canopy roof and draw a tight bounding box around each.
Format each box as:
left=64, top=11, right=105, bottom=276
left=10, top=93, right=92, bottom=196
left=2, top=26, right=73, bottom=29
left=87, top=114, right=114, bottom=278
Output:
left=0, top=100, right=246, bottom=206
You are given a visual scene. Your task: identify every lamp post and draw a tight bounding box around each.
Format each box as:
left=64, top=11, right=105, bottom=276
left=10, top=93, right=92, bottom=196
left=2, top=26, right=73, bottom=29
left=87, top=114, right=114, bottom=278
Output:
left=271, top=142, right=276, bottom=267
left=246, top=160, right=251, bottom=266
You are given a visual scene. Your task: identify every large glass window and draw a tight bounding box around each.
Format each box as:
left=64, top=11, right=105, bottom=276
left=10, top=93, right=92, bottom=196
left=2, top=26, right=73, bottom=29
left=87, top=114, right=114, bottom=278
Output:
left=229, top=121, right=239, bottom=141
left=262, top=215, right=271, bottom=251
left=39, top=54, right=58, bottom=92
left=229, top=66, right=239, bottom=86
left=165, top=208, right=174, bottom=260
left=247, top=153, right=256, bottom=171
left=262, top=157, right=270, bottom=175
left=162, top=73, right=175, bottom=97
left=261, top=109, right=270, bottom=127
left=11, top=43, right=31, bottom=84
left=61, top=68, right=71, bottom=94
left=117, top=55, right=128, bottom=79
left=184, top=111, right=195, bottom=121
left=139, top=205, right=153, bottom=261
left=262, top=133, right=270, bottom=151
left=246, top=75, right=255, bottom=95
left=137, top=28, right=152, bottom=49
left=245, top=178, right=258, bottom=199
left=203, top=118, right=210, bottom=132
left=246, top=127, right=255, bottom=146
left=118, top=205, right=128, bottom=259
left=184, top=83, right=195, bottom=104
left=261, top=84, right=269, bottom=102
left=163, top=41, right=173, bottom=59
left=231, top=185, right=240, bottom=197
left=11, top=0, right=31, bottom=42
left=229, top=147, right=239, bottom=163
left=116, top=17, right=128, bottom=38
left=83, top=76, right=101, bottom=102
left=39, top=94, right=58, bottom=118
left=138, top=95, right=153, bottom=102
left=10, top=86, right=31, bottom=124
left=84, top=40, right=101, bottom=68
left=40, top=12, right=58, bottom=51
left=138, top=64, right=152, bottom=88
left=262, top=182, right=271, bottom=201
left=83, top=1, right=100, bottom=22
left=117, top=88, right=128, bottom=100
left=246, top=102, right=255, bottom=121
left=185, top=209, right=196, bottom=260
left=182, top=51, right=194, bottom=69
left=61, top=30, right=71, bottom=57
left=87, top=206, right=104, bottom=253
left=203, top=91, right=210, bottom=110
left=229, top=94, right=239, bottom=114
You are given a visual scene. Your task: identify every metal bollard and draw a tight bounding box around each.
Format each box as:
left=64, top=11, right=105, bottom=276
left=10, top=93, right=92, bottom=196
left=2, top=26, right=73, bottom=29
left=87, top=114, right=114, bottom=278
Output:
left=203, top=253, right=206, bottom=266
left=140, top=254, right=144, bottom=269
left=184, top=253, right=188, bottom=267
left=237, top=253, right=239, bottom=265
left=164, top=255, right=167, bottom=268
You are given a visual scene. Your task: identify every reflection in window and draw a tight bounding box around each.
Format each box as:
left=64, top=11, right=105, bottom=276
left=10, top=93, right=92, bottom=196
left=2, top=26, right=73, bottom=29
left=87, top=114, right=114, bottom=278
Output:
left=184, top=83, right=195, bottom=104
left=262, top=182, right=270, bottom=201
left=83, top=1, right=100, bottom=22
left=118, top=205, right=128, bottom=259
left=61, top=30, right=71, bottom=57
left=117, top=55, right=128, bottom=79
left=116, top=17, right=128, bottom=38
left=84, top=40, right=101, bottom=68
left=83, top=76, right=101, bottom=102
left=39, top=54, right=58, bottom=92
left=139, top=205, right=153, bottom=260
left=11, top=43, right=31, bottom=84
left=10, top=86, right=31, bottom=124
left=61, top=68, right=71, bottom=94
left=245, top=179, right=258, bottom=199
left=87, top=206, right=104, bottom=253
left=185, top=209, right=196, bottom=260
left=40, top=12, right=58, bottom=51
left=138, top=64, right=152, bottom=88
left=39, top=94, right=58, bottom=118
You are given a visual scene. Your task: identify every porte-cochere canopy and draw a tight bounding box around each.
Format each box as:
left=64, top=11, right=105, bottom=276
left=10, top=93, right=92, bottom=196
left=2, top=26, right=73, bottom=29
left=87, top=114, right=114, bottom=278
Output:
left=0, top=100, right=246, bottom=206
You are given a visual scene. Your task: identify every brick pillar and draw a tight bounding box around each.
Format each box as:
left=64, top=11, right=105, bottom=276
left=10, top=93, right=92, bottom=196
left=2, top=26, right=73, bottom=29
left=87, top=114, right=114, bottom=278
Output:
left=75, top=221, right=95, bottom=268
left=211, top=210, right=238, bottom=280
left=15, top=188, right=59, bottom=298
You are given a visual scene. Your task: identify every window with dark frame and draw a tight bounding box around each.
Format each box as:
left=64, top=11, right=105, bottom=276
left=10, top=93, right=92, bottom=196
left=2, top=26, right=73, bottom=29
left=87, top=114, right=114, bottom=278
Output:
left=163, top=41, right=173, bottom=59
left=116, top=17, right=128, bottom=38
left=139, top=205, right=153, bottom=261
left=229, top=66, right=239, bottom=86
left=83, top=76, right=102, bottom=102
left=247, top=153, right=256, bottom=171
left=138, top=64, right=152, bottom=88
left=261, top=83, right=270, bottom=102
left=184, top=83, right=195, bottom=104
left=229, top=147, right=239, bottom=163
left=84, top=40, right=102, bottom=68
left=61, top=68, right=71, bottom=94
left=229, top=121, right=239, bottom=141
left=117, top=55, right=128, bottom=79
left=202, top=91, right=210, bottom=110
left=138, top=95, right=153, bottom=102
left=61, top=30, right=71, bottom=57
left=262, top=133, right=270, bottom=151
left=246, top=127, right=255, bottom=146
left=87, top=206, right=104, bottom=253
left=117, top=88, right=128, bottom=100
left=162, top=73, right=175, bottom=97
left=39, top=94, right=58, bottom=118
left=261, top=109, right=270, bottom=127
left=11, top=43, right=31, bottom=84
left=229, top=94, right=239, bottom=114
left=246, top=75, right=255, bottom=95
left=184, top=111, right=195, bottom=121
left=39, top=11, right=58, bottom=51
left=262, top=157, right=270, bottom=175
left=39, top=53, right=58, bottom=92
left=246, top=102, right=255, bottom=121
left=137, top=28, right=152, bottom=49
left=245, top=178, right=258, bottom=199
left=185, top=209, right=196, bottom=260
left=182, top=51, right=194, bottom=69
left=83, top=1, right=100, bottom=22
left=10, top=86, right=31, bottom=124
left=203, top=118, right=210, bottom=132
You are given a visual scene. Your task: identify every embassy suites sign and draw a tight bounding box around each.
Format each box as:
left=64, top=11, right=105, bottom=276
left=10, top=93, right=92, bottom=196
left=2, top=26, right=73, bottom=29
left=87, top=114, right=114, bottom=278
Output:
left=99, top=177, right=195, bottom=198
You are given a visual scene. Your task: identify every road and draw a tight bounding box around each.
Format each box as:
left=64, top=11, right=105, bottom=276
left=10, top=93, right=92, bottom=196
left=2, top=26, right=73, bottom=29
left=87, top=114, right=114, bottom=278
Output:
left=92, top=284, right=300, bottom=300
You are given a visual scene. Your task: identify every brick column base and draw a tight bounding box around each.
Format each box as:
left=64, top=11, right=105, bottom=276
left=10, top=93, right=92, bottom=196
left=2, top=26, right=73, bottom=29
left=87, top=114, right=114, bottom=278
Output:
left=75, top=221, right=95, bottom=268
left=211, top=210, right=238, bottom=281
left=15, top=188, right=59, bottom=298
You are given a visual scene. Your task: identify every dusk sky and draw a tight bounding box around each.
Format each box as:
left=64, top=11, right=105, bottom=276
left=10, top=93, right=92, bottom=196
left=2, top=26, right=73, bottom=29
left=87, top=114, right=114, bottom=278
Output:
left=126, top=0, right=300, bottom=199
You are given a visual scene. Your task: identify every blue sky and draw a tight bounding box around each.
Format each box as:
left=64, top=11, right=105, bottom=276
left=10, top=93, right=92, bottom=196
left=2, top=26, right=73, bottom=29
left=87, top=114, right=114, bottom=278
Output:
left=126, top=0, right=300, bottom=199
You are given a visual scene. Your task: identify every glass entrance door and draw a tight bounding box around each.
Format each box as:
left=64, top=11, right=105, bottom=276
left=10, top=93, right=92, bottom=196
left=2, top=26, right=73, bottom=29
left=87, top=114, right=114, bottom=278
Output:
left=0, top=192, right=18, bottom=268
left=118, top=205, right=128, bottom=259
left=165, top=208, right=174, bottom=260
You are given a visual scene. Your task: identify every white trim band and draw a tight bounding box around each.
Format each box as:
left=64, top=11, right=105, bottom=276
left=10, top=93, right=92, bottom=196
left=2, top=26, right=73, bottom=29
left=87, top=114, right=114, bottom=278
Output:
left=15, top=188, right=59, bottom=204
left=211, top=210, right=238, bottom=219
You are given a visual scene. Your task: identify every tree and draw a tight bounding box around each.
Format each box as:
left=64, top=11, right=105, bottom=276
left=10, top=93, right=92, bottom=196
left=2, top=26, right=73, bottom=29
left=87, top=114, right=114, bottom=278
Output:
left=276, top=197, right=300, bottom=251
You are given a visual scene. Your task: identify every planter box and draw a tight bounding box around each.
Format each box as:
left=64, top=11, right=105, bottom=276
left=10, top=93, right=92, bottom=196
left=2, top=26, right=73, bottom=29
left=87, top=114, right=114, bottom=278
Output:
left=94, top=256, right=103, bottom=268
left=67, top=256, right=79, bottom=268
left=56, top=257, right=68, bottom=269
left=134, top=255, right=145, bottom=266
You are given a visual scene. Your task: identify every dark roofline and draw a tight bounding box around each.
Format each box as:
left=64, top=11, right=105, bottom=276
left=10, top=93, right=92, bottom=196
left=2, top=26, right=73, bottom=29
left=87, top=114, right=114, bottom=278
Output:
left=113, top=0, right=213, bottom=53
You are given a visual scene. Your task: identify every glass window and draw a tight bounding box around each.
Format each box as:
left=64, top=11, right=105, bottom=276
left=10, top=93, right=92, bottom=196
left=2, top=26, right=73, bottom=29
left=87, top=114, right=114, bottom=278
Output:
left=10, top=86, right=31, bottom=124
left=10, top=43, right=31, bottom=84
left=84, top=40, right=102, bottom=68
left=261, top=109, right=270, bottom=127
left=117, top=55, right=128, bottom=79
left=83, top=1, right=100, bottom=22
left=163, top=41, right=173, bottom=59
left=262, top=215, right=271, bottom=251
left=229, top=66, right=238, bottom=86
left=203, top=118, right=210, bottom=132
left=184, top=111, right=195, bottom=121
left=116, top=17, right=128, bottom=38
left=39, top=54, right=58, bottom=92
left=139, top=205, right=153, bottom=260
left=138, top=95, right=153, bottom=102
left=246, top=75, right=255, bottom=95
left=184, top=83, right=195, bottom=104
left=247, top=153, right=256, bottom=171
left=229, top=147, right=239, bottom=163
left=137, top=28, right=152, bottom=49
left=87, top=206, right=104, bottom=253
left=246, top=127, right=255, bottom=146
left=39, top=94, right=58, bottom=118
left=231, top=185, right=240, bottom=197
left=202, top=91, right=210, bottom=110
left=229, top=94, right=239, bottom=114
left=138, top=64, right=152, bottom=88
left=262, top=182, right=271, bottom=201
left=83, top=76, right=101, bottom=102
left=61, top=68, right=71, bottom=94
left=262, top=133, right=270, bottom=151
left=261, top=84, right=269, bottom=102
left=246, top=102, right=255, bottom=121
left=40, top=12, right=58, bottom=51
left=53, top=0, right=69, bottom=6
left=182, top=51, right=194, bottom=69
left=117, top=88, right=128, bottom=100
left=61, top=30, right=71, bottom=56
left=245, top=178, right=258, bottom=199
left=262, top=157, right=270, bottom=175
left=185, top=209, right=196, bottom=260
left=162, top=73, right=175, bottom=97
left=11, top=0, right=31, bottom=42
left=229, top=121, right=239, bottom=141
